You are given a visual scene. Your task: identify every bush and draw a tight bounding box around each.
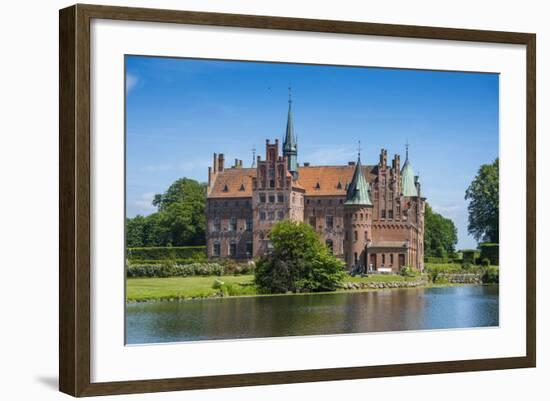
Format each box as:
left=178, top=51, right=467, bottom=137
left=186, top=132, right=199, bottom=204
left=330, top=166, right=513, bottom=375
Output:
left=126, top=246, right=206, bottom=262
left=480, top=243, right=499, bottom=265
left=481, top=258, right=491, bottom=267
left=254, top=221, right=346, bottom=293
left=461, top=249, right=478, bottom=265
left=482, top=266, right=499, bottom=283
left=399, top=266, right=418, bottom=277
left=126, top=262, right=223, bottom=278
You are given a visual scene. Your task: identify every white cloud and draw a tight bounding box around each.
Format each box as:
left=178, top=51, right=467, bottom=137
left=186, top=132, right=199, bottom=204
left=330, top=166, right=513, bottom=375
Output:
left=126, top=73, right=138, bottom=94
left=134, top=192, right=156, bottom=213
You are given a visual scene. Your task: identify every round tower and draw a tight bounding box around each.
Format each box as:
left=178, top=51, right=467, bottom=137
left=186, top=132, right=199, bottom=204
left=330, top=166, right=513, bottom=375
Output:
left=343, top=152, right=373, bottom=273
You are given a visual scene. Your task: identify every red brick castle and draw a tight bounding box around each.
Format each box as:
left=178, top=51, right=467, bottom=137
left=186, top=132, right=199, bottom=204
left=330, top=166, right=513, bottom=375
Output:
left=206, top=96, right=426, bottom=272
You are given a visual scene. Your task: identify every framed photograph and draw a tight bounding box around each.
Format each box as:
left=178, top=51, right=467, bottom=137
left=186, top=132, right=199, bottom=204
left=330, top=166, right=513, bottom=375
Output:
left=59, top=4, right=536, bottom=397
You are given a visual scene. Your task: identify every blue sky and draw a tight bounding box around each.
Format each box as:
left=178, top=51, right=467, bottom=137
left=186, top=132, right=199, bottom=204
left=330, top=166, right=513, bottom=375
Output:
left=125, top=56, right=499, bottom=250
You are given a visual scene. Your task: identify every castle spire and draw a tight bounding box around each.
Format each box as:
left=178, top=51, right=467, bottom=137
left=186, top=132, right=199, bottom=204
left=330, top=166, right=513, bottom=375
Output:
left=344, top=150, right=373, bottom=206
left=283, top=86, right=298, bottom=175
left=401, top=142, right=418, bottom=197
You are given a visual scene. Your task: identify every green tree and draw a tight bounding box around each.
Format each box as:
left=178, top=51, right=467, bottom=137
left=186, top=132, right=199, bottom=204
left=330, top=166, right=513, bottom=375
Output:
left=254, top=221, right=346, bottom=293
left=126, top=177, right=207, bottom=247
left=465, top=158, right=499, bottom=243
left=424, top=203, right=458, bottom=258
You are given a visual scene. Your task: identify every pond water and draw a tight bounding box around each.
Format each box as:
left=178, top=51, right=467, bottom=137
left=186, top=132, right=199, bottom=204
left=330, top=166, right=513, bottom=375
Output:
left=126, top=285, right=499, bottom=344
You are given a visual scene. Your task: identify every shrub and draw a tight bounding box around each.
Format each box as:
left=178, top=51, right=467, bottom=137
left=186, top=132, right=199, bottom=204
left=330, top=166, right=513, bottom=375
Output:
left=126, top=262, right=223, bottom=278
left=482, top=266, right=499, bottom=283
left=461, top=249, right=478, bottom=265
left=480, top=243, right=499, bottom=265
left=481, top=258, right=491, bottom=267
left=399, top=266, right=418, bottom=277
left=254, top=221, right=346, bottom=293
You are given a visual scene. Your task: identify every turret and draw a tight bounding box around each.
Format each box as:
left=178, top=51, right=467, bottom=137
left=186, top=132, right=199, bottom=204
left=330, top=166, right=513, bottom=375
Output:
left=344, top=150, right=373, bottom=271
left=401, top=144, right=418, bottom=197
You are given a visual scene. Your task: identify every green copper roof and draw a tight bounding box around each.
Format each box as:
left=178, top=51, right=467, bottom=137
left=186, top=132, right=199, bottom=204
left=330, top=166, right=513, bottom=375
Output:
left=401, top=154, right=418, bottom=197
left=344, top=157, right=373, bottom=206
left=283, top=99, right=297, bottom=153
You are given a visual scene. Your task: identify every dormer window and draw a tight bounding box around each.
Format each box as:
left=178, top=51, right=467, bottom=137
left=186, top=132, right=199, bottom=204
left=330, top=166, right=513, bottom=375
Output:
left=337, top=181, right=342, bottom=190
left=239, top=184, right=245, bottom=191
left=315, top=182, right=321, bottom=189
left=222, top=184, right=228, bottom=192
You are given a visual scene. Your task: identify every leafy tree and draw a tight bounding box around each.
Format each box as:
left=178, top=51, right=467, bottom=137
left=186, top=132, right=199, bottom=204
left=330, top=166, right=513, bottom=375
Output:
left=152, top=178, right=206, bottom=212
left=126, top=177, right=207, bottom=246
left=254, top=221, right=346, bottom=293
left=465, top=159, right=499, bottom=243
left=424, top=203, right=458, bottom=258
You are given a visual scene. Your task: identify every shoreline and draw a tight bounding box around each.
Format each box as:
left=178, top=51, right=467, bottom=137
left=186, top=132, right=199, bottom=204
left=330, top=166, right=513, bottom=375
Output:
left=126, top=281, right=496, bottom=304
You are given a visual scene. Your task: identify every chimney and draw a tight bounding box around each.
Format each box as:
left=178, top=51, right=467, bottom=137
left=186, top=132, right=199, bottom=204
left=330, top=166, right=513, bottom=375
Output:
left=303, top=162, right=310, bottom=167
left=392, top=154, right=400, bottom=172
left=218, top=153, right=225, bottom=172
left=213, top=153, right=218, bottom=172
left=379, top=148, right=387, bottom=167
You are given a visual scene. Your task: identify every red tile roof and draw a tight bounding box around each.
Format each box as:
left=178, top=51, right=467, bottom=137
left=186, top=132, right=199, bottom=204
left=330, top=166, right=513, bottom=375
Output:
left=208, top=165, right=377, bottom=198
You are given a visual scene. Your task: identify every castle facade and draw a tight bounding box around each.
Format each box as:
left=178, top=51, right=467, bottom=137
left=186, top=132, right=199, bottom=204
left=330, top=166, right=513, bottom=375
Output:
left=205, top=98, right=426, bottom=272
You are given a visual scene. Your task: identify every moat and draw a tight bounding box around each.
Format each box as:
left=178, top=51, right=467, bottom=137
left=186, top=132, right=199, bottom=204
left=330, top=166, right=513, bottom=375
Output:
left=125, top=284, right=499, bottom=344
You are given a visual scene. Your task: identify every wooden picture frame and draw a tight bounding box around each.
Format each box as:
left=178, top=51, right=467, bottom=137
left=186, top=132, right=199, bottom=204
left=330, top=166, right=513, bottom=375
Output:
left=59, top=3, right=536, bottom=397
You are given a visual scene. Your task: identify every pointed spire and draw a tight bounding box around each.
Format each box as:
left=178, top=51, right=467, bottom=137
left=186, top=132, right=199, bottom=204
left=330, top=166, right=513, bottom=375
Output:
left=344, top=149, right=373, bottom=206
left=283, top=86, right=298, bottom=174
left=401, top=142, right=418, bottom=197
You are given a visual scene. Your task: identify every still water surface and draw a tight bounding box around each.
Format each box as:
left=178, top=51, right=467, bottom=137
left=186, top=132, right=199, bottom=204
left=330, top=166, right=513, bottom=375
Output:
left=126, top=285, right=499, bottom=344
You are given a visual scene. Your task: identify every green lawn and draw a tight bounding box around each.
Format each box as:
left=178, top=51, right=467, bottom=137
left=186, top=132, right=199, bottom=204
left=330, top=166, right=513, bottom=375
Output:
left=126, top=275, right=256, bottom=301
left=126, top=273, right=429, bottom=302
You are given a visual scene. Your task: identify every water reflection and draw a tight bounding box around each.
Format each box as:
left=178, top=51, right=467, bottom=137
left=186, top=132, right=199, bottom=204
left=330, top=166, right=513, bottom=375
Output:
left=126, top=285, right=499, bottom=344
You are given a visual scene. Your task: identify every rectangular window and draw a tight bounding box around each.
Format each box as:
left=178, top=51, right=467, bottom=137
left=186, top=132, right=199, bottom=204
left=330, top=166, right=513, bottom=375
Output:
left=354, top=231, right=358, bottom=241
left=277, top=194, right=284, bottom=203
left=259, top=193, right=266, bottom=203
left=229, top=216, right=237, bottom=231
left=229, top=242, right=237, bottom=257
left=309, top=216, right=316, bottom=227
left=213, top=242, right=221, bottom=257
left=269, top=194, right=275, bottom=203
left=246, top=217, right=253, bottom=231
left=382, top=254, right=386, bottom=264
left=268, top=211, right=275, bottom=220
left=260, top=211, right=266, bottom=220
left=277, top=210, right=284, bottom=220
left=246, top=241, right=253, bottom=257
left=388, top=210, right=394, bottom=219
left=213, top=217, right=221, bottom=231
left=381, top=209, right=386, bottom=218
left=364, top=231, right=368, bottom=240
left=326, top=215, right=334, bottom=229
left=390, top=254, right=394, bottom=265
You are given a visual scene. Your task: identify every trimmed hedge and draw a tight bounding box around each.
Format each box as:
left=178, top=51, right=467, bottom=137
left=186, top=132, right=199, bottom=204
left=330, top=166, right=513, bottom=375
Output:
left=127, top=246, right=206, bottom=262
left=461, top=249, right=480, bottom=265
left=425, top=256, right=462, bottom=264
left=480, top=243, right=499, bottom=265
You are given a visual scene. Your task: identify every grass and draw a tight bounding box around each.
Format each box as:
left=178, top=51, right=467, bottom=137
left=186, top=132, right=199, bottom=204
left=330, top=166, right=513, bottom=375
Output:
left=126, top=272, right=430, bottom=302
left=126, top=275, right=256, bottom=302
